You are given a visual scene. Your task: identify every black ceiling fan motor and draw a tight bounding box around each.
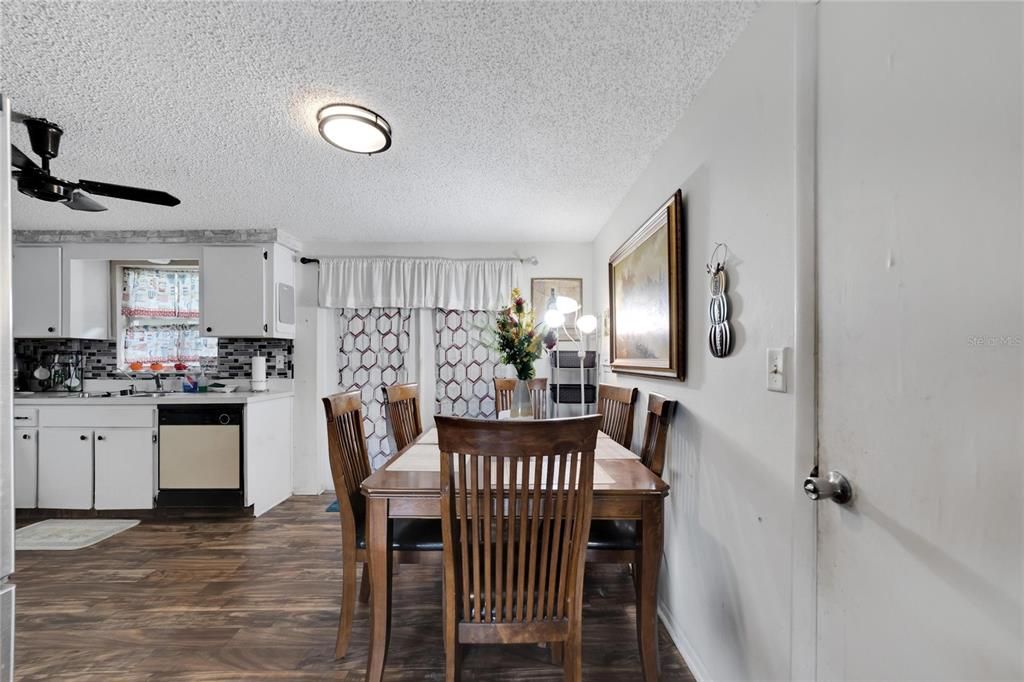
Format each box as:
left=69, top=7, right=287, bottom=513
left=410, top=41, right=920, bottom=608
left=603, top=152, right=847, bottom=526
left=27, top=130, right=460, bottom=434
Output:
left=24, top=117, right=63, bottom=168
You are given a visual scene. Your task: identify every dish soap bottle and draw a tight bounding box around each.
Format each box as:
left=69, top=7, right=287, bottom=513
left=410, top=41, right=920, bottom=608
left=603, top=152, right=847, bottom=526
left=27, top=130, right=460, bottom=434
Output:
left=197, top=367, right=209, bottom=393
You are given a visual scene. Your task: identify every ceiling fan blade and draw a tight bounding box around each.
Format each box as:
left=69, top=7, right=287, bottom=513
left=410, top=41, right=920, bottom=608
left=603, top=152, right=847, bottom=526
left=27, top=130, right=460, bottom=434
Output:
left=65, top=191, right=107, bottom=212
left=11, top=144, right=39, bottom=171
left=76, top=179, right=180, bottom=207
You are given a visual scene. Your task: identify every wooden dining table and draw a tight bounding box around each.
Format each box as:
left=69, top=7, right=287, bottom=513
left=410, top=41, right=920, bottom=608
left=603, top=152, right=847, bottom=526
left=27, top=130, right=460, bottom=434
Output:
left=360, top=426, right=670, bottom=682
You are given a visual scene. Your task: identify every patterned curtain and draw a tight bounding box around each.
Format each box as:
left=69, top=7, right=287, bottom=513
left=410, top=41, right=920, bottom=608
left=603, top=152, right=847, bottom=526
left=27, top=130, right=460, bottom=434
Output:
left=120, top=267, right=215, bottom=367
left=337, top=308, right=413, bottom=469
left=434, top=309, right=500, bottom=418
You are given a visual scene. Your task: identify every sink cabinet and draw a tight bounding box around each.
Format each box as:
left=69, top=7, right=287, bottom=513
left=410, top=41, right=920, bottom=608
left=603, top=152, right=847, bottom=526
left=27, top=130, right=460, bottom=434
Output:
left=34, top=405, right=157, bottom=510
left=37, top=428, right=95, bottom=509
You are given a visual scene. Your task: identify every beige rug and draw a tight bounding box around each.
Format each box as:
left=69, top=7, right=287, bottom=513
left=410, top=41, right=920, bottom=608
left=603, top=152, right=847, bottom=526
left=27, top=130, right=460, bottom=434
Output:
left=16, top=519, right=140, bottom=551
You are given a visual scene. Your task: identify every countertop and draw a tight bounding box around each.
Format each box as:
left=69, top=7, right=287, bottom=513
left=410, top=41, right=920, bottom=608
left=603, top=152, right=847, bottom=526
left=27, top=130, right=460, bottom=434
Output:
left=14, top=390, right=294, bottom=406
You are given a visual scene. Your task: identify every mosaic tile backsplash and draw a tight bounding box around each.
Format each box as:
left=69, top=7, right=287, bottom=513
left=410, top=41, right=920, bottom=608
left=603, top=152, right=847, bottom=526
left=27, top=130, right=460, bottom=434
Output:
left=14, top=337, right=293, bottom=380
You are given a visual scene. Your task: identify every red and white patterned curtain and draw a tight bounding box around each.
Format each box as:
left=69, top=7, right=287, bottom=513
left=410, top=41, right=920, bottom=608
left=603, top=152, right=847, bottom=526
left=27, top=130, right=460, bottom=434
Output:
left=337, top=308, right=414, bottom=469
left=434, top=309, right=500, bottom=418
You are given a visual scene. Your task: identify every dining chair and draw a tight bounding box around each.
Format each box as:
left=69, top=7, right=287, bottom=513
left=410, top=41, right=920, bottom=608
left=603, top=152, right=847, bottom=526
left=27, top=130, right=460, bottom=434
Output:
left=436, top=415, right=601, bottom=682
left=587, top=392, right=677, bottom=559
left=384, top=383, right=422, bottom=451
left=322, top=391, right=443, bottom=659
left=493, top=377, right=517, bottom=417
left=597, top=384, right=639, bottom=447
left=527, top=377, right=548, bottom=419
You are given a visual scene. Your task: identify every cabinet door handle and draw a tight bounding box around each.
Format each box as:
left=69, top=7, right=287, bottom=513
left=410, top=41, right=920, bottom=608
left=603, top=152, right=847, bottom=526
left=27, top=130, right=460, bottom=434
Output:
left=80, top=435, right=89, bottom=441
left=47, top=326, right=56, bottom=333
left=96, top=435, right=105, bottom=441
left=206, top=326, right=213, bottom=333
left=21, top=434, right=31, bottom=440
left=14, top=416, right=30, bottom=420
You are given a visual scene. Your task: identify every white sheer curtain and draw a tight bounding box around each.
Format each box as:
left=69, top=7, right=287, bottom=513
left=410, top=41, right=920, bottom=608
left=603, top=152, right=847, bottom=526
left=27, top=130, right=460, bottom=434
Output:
left=318, top=257, right=521, bottom=311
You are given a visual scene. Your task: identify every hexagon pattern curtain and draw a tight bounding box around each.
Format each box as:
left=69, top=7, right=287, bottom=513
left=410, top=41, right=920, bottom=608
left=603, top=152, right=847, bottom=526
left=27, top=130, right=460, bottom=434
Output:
left=434, top=309, right=500, bottom=418
left=337, top=308, right=413, bottom=469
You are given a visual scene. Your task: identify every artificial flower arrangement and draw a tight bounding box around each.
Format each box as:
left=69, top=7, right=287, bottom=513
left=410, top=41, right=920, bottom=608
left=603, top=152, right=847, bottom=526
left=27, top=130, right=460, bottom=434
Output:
left=492, top=288, right=556, bottom=381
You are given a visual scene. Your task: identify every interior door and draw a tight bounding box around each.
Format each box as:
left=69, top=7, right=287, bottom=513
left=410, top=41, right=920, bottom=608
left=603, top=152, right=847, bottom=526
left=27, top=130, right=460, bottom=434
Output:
left=813, top=4, right=1023, bottom=679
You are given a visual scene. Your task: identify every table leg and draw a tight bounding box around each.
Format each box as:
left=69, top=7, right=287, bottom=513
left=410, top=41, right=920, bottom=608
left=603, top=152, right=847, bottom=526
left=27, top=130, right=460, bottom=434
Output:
left=637, top=497, right=664, bottom=681
left=365, top=497, right=392, bottom=682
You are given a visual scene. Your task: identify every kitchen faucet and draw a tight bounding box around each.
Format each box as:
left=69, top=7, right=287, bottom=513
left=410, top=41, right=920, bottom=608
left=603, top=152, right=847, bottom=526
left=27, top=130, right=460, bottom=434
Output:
left=116, top=368, right=163, bottom=392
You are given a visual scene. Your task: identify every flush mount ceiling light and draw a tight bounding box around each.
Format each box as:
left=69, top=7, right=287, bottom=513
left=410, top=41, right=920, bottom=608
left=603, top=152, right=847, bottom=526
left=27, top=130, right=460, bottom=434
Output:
left=317, top=103, right=392, bottom=155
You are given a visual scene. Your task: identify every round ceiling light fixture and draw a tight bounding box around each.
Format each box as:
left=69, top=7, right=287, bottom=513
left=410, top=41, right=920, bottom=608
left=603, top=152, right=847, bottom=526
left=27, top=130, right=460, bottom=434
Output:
left=317, top=103, right=392, bottom=155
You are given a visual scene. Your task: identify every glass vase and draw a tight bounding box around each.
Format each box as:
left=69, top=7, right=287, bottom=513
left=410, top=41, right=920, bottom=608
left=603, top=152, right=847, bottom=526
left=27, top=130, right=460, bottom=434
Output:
left=511, top=379, right=533, bottom=419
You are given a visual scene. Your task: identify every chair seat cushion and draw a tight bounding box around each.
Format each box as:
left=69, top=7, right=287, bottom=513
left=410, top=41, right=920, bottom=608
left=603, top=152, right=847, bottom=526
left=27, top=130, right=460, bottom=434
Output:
left=587, top=520, right=639, bottom=550
left=355, top=518, right=444, bottom=551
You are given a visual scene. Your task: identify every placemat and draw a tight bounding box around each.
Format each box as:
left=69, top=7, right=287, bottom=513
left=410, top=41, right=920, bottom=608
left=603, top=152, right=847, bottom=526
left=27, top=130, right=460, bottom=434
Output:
left=388, top=443, right=615, bottom=485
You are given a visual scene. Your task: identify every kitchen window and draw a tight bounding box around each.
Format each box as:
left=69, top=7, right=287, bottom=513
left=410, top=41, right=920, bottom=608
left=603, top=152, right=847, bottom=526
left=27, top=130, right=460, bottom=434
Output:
left=117, top=263, right=217, bottom=370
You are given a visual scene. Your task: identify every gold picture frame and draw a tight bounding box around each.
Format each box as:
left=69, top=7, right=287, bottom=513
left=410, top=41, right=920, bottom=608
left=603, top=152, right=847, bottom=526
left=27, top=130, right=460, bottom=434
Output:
left=608, top=190, right=685, bottom=380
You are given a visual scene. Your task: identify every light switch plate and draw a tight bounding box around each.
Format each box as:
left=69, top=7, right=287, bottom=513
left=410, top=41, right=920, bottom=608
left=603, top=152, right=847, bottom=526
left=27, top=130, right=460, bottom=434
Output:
left=767, top=348, right=786, bottom=393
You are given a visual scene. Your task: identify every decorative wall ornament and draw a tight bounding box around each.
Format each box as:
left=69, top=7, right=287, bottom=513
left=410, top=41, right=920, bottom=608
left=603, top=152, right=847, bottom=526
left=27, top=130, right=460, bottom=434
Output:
left=337, top=308, right=413, bottom=469
left=608, top=190, right=686, bottom=379
left=707, top=242, right=733, bottom=358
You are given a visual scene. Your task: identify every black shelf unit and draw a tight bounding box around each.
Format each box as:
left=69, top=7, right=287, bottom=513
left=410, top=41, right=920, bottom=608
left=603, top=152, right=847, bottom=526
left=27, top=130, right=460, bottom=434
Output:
left=550, top=350, right=599, bottom=414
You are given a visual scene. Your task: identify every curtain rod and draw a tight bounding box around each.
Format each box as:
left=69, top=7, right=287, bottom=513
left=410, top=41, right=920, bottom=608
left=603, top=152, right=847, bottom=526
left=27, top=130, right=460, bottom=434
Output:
left=299, top=256, right=538, bottom=265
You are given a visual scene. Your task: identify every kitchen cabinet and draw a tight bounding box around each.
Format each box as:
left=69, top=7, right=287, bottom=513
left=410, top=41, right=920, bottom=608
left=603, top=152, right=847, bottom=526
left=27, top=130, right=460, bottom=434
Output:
left=38, top=428, right=94, bottom=509
left=12, top=246, right=110, bottom=339
left=94, top=428, right=155, bottom=510
left=14, top=429, right=38, bottom=509
left=13, top=246, right=62, bottom=337
left=35, top=405, right=156, bottom=510
left=200, top=244, right=295, bottom=339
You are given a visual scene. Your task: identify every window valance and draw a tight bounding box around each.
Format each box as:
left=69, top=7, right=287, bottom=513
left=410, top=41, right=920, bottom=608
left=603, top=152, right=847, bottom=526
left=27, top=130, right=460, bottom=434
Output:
left=318, top=257, right=521, bottom=311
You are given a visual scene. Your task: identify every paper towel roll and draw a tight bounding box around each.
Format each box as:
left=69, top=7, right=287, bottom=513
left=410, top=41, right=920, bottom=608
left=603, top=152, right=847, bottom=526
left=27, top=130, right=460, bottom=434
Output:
left=251, top=355, right=268, bottom=392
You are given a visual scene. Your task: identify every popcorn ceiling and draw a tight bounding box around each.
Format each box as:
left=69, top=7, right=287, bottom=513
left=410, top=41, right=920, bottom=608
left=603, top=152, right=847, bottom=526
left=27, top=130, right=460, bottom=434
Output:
left=1, top=1, right=754, bottom=242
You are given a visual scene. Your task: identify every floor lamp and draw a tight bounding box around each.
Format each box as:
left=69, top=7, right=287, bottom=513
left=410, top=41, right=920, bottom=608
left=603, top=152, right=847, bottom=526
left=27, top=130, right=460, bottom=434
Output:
left=544, top=292, right=598, bottom=415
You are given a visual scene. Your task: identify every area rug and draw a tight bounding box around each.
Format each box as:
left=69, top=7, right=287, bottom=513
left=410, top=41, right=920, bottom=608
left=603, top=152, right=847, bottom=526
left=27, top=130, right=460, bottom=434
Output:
left=15, top=519, right=140, bottom=551
left=326, top=499, right=339, bottom=513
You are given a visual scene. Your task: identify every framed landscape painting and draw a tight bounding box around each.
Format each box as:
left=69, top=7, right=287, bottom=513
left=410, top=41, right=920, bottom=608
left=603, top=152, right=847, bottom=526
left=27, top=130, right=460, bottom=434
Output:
left=608, top=190, right=685, bottom=380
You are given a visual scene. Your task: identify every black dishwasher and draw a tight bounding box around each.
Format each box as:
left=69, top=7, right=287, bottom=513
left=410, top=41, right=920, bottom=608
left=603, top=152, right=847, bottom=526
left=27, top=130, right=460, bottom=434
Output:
left=157, top=404, right=244, bottom=508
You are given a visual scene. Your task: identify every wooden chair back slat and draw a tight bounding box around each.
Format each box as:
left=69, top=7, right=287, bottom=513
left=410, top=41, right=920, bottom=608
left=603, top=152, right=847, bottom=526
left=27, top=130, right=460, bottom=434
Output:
left=494, top=378, right=517, bottom=417
left=639, top=393, right=678, bottom=477
left=437, top=416, right=598, bottom=637
left=527, top=378, right=548, bottom=419
left=385, top=383, right=423, bottom=451
left=597, top=384, right=639, bottom=447
left=322, top=391, right=372, bottom=526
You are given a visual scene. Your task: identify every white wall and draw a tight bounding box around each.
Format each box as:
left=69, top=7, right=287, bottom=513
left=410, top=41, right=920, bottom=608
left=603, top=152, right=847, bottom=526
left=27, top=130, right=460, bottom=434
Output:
left=590, top=5, right=800, bottom=679
left=291, top=241, right=593, bottom=493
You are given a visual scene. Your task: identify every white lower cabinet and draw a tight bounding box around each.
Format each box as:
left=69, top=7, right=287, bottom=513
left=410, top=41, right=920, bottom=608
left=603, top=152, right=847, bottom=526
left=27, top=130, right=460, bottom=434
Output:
left=38, top=429, right=94, bottom=509
left=14, top=429, right=38, bottom=509
left=94, top=428, right=156, bottom=510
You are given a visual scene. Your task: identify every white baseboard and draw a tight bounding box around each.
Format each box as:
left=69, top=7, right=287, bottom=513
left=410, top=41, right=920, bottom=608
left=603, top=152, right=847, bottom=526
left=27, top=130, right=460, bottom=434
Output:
left=291, top=487, right=326, bottom=496
left=658, top=601, right=712, bottom=682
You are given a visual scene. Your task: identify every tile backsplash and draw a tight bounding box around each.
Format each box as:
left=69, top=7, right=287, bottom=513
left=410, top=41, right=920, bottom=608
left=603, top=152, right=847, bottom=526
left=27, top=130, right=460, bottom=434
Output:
left=14, top=337, right=293, bottom=380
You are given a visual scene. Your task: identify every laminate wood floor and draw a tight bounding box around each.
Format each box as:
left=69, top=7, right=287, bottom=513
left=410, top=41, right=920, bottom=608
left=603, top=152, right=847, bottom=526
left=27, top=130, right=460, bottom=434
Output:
left=13, top=494, right=694, bottom=681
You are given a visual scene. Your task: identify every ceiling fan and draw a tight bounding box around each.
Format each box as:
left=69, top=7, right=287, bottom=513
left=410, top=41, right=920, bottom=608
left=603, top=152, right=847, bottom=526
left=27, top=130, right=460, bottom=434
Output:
left=9, top=113, right=180, bottom=212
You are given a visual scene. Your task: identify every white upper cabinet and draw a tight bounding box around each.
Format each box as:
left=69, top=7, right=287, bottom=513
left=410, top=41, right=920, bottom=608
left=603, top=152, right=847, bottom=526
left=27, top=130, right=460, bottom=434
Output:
left=13, top=246, right=110, bottom=339
left=13, top=246, right=62, bottom=337
left=200, top=244, right=295, bottom=339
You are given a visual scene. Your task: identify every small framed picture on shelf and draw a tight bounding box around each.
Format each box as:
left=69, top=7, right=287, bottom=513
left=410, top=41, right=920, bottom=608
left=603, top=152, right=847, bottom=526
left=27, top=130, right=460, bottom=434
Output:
left=531, top=277, right=583, bottom=341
